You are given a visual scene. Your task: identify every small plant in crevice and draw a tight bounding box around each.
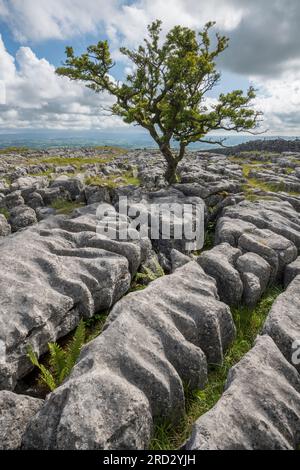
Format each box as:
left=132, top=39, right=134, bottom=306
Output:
left=85, top=312, right=109, bottom=343
left=0, top=207, right=10, bottom=219
left=50, top=198, right=85, bottom=215
left=203, top=222, right=215, bottom=251
left=27, top=319, right=86, bottom=392
left=130, top=262, right=165, bottom=292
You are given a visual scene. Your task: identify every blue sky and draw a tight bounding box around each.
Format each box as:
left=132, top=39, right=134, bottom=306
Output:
left=0, top=0, right=300, bottom=134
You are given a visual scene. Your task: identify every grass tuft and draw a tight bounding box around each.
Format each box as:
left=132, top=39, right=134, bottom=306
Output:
left=85, top=170, right=140, bottom=189
left=50, top=198, right=85, bottom=215
left=0, top=207, right=10, bottom=219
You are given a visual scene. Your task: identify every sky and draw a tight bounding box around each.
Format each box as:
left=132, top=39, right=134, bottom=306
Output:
left=0, top=0, right=300, bottom=135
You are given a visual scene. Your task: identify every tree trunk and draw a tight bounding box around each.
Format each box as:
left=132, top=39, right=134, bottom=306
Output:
left=164, top=159, right=179, bottom=184
left=160, top=144, right=180, bottom=185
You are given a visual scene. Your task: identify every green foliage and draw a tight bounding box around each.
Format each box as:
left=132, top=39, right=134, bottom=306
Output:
left=0, top=207, right=10, bottom=219
left=50, top=198, right=85, bottom=214
left=130, top=261, right=164, bottom=292
left=56, top=20, right=262, bottom=184
left=27, top=319, right=86, bottom=392
left=85, top=312, right=109, bottom=342
left=150, top=285, right=283, bottom=450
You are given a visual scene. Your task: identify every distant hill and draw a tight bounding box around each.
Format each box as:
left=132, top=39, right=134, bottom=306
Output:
left=207, top=138, right=300, bottom=155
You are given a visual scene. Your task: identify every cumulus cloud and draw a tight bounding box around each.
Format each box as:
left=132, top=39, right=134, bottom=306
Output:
left=0, top=0, right=119, bottom=42
left=0, top=0, right=300, bottom=133
left=1, top=0, right=299, bottom=79
left=0, top=35, right=125, bottom=129
left=252, top=69, right=300, bottom=135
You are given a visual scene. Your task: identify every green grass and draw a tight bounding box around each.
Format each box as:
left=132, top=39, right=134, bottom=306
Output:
left=240, top=162, right=299, bottom=196
left=84, top=175, right=118, bottom=188
left=30, top=156, right=112, bottom=168
left=85, top=171, right=140, bottom=189
left=50, top=198, right=85, bottom=215
left=150, top=285, right=283, bottom=450
left=0, top=207, right=10, bottom=219
left=239, top=151, right=277, bottom=158
left=243, top=178, right=299, bottom=196
left=27, top=169, right=54, bottom=178
left=229, top=156, right=272, bottom=166
left=28, top=147, right=125, bottom=168
left=129, top=263, right=165, bottom=292
left=0, top=146, right=29, bottom=154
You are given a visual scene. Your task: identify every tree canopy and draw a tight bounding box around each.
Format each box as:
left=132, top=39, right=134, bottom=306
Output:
left=56, top=20, right=262, bottom=183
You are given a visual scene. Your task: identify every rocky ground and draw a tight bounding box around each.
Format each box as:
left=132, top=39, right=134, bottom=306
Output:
left=0, top=143, right=300, bottom=450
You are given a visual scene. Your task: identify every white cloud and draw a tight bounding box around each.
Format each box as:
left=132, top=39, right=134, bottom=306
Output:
left=0, top=1, right=300, bottom=134
left=109, top=0, right=245, bottom=45
left=0, top=0, right=245, bottom=43
left=0, top=0, right=118, bottom=42
left=252, top=66, right=300, bottom=135
left=0, top=35, right=125, bottom=130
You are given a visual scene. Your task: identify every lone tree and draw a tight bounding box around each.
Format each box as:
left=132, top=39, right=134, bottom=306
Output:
left=56, top=21, right=262, bottom=184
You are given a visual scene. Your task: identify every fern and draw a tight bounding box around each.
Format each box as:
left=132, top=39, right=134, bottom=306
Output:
left=65, top=319, right=86, bottom=376
left=27, top=347, right=57, bottom=392
left=27, top=319, right=86, bottom=392
left=48, top=342, right=68, bottom=385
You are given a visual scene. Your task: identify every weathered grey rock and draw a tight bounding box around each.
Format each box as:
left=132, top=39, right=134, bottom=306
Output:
left=57, top=213, right=141, bottom=275
left=8, top=205, right=37, bottom=232
left=0, top=214, right=11, bottom=237
left=35, top=207, right=56, bottom=221
left=127, top=193, right=205, bottom=257
left=198, top=243, right=243, bottom=306
left=236, top=252, right=271, bottom=293
left=23, top=262, right=235, bottom=450
left=209, top=194, right=245, bottom=221
left=0, top=215, right=143, bottom=390
left=170, top=249, right=191, bottom=272
left=186, top=335, right=300, bottom=450
left=284, top=257, right=300, bottom=287
left=84, top=186, right=111, bottom=205
left=240, top=272, right=262, bottom=307
left=223, top=200, right=300, bottom=249
left=37, top=187, right=71, bottom=205
left=55, top=165, right=75, bottom=174
left=4, top=190, right=25, bottom=209
left=11, top=176, right=49, bottom=192
left=215, top=216, right=256, bottom=246
left=238, top=228, right=297, bottom=283
left=236, top=252, right=271, bottom=306
left=174, top=181, right=241, bottom=199
left=263, top=276, right=300, bottom=373
left=26, top=192, right=44, bottom=210
left=0, top=391, right=43, bottom=450
left=51, top=177, right=84, bottom=201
